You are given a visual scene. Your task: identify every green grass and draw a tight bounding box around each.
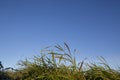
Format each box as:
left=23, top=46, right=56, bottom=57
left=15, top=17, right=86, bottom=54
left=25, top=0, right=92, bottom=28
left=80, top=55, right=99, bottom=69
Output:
left=1, top=43, right=120, bottom=80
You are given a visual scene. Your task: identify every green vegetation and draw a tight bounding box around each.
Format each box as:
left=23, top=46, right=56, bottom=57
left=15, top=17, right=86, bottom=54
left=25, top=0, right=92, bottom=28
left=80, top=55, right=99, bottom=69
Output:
left=0, top=43, right=120, bottom=80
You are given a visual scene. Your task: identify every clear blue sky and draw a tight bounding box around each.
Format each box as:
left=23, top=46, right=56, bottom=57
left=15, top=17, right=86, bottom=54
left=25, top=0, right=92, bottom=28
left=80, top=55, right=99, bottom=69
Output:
left=0, top=0, right=120, bottom=68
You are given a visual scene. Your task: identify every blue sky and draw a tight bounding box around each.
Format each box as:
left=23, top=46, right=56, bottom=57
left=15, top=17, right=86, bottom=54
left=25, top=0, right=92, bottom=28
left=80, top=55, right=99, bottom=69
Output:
left=0, top=0, right=120, bottom=68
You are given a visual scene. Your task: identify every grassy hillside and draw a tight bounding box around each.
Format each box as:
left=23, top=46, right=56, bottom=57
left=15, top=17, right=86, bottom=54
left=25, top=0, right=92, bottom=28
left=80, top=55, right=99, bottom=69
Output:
left=1, top=43, right=120, bottom=80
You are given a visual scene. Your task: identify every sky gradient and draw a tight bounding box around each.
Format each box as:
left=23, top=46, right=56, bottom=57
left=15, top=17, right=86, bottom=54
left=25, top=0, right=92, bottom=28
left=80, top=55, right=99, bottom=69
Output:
left=0, top=0, right=120, bottom=69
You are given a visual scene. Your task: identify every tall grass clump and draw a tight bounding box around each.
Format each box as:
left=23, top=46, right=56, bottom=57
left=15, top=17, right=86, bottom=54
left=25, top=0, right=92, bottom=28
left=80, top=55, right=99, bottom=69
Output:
left=3, top=43, right=120, bottom=80
left=9, top=43, right=85, bottom=80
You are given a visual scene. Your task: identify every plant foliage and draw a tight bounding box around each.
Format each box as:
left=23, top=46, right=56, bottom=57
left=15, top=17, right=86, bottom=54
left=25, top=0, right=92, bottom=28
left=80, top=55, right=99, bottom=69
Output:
left=1, top=43, right=120, bottom=80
